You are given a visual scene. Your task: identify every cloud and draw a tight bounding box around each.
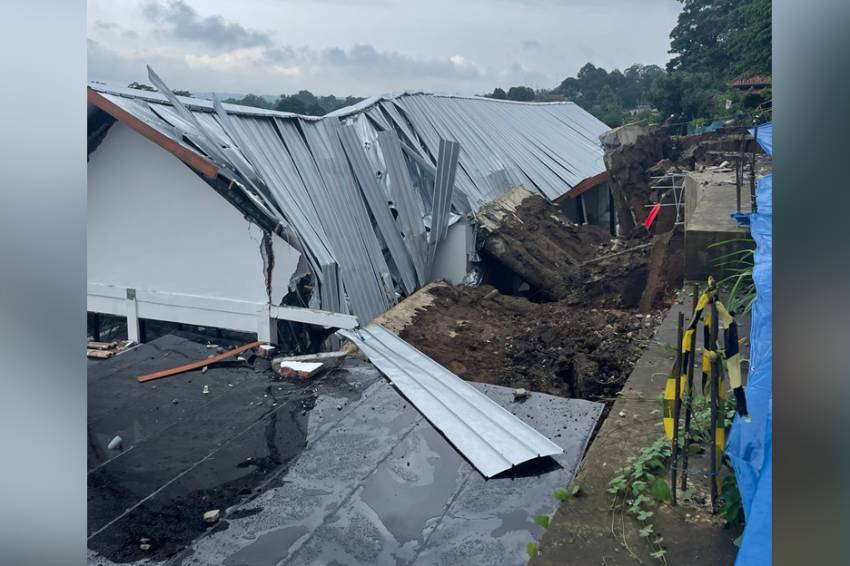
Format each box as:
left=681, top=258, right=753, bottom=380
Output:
left=185, top=48, right=302, bottom=77
left=322, top=44, right=480, bottom=80
left=521, top=39, right=541, bottom=50
left=92, top=20, right=119, bottom=31
left=143, top=0, right=271, bottom=49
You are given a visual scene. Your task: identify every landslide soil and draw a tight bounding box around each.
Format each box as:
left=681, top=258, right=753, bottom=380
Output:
left=399, top=285, right=663, bottom=403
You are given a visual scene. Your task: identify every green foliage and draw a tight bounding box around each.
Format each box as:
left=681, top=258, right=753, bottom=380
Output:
left=507, top=86, right=536, bottom=101
left=222, top=90, right=365, bottom=116
left=489, top=87, right=507, bottom=100
left=650, top=478, right=672, bottom=503
left=534, top=514, right=550, bottom=529
left=711, top=238, right=756, bottom=315
left=554, top=483, right=582, bottom=502
left=668, top=0, right=771, bottom=80
left=607, top=438, right=671, bottom=562
left=720, top=475, right=744, bottom=526
left=727, top=0, right=772, bottom=77
left=649, top=71, right=722, bottom=123
left=527, top=542, right=539, bottom=558
left=223, top=93, right=273, bottom=109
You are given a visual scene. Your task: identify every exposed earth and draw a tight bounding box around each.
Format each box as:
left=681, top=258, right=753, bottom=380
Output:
left=399, top=284, right=660, bottom=403
left=399, top=189, right=683, bottom=408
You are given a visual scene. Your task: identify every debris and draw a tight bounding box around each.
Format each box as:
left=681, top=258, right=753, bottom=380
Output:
left=87, top=349, right=114, bottom=359
left=201, top=366, right=208, bottom=374
left=272, top=351, right=347, bottom=379
left=277, top=361, right=325, bottom=379
left=107, top=435, right=123, bottom=450
left=618, top=411, right=626, bottom=417
left=202, top=509, right=220, bottom=524
left=513, top=388, right=529, bottom=400
left=202, top=385, right=209, bottom=395
left=87, top=340, right=135, bottom=359
left=340, top=324, right=563, bottom=478
left=600, top=123, right=670, bottom=238
left=398, top=285, right=657, bottom=401
left=257, top=344, right=276, bottom=359
left=139, top=543, right=151, bottom=551
left=134, top=341, right=261, bottom=383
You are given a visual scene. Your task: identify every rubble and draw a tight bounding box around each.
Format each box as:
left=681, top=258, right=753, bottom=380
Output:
left=600, top=123, right=671, bottom=238
left=475, top=188, right=682, bottom=312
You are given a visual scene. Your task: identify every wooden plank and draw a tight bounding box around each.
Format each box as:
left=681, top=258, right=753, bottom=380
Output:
left=87, top=88, right=219, bottom=180
left=87, top=349, right=115, bottom=359
left=87, top=341, right=117, bottom=351
left=136, top=341, right=261, bottom=383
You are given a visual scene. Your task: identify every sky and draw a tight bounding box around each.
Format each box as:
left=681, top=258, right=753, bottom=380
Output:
left=88, top=0, right=682, bottom=97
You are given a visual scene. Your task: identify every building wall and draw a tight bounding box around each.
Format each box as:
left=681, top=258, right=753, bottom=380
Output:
left=88, top=122, right=300, bottom=309
left=431, top=219, right=471, bottom=284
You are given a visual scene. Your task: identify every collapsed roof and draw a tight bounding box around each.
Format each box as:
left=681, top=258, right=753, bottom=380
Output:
left=87, top=69, right=609, bottom=323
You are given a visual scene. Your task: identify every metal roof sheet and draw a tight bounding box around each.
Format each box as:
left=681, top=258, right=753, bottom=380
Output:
left=88, top=73, right=608, bottom=323
left=338, top=325, right=564, bottom=478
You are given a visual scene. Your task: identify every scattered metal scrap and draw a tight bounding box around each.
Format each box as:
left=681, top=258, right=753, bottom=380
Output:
left=339, top=324, right=563, bottom=478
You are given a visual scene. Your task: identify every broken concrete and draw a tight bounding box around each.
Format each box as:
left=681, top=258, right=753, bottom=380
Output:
left=684, top=170, right=753, bottom=281
left=475, top=188, right=681, bottom=312
left=600, top=123, right=671, bottom=238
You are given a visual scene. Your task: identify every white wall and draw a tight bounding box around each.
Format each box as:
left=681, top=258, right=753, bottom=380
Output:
left=431, top=220, right=471, bottom=284
left=88, top=122, right=300, bottom=309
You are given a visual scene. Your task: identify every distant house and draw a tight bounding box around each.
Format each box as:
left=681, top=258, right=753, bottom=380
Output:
left=729, top=75, right=771, bottom=93
left=86, top=74, right=611, bottom=344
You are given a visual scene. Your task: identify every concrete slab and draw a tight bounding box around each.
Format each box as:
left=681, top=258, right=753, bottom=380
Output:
left=684, top=171, right=753, bottom=281
left=88, top=335, right=603, bottom=565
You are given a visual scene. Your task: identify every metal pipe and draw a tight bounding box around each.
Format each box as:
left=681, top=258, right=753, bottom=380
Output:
left=709, top=298, right=720, bottom=514
left=671, top=311, right=685, bottom=505
left=680, top=284, right=700, bottom=490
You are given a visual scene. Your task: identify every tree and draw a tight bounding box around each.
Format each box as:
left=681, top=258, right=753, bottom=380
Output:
left=590, top=84, right=626, bottom=127
left=727, top=0, right=772, bottom=77
left=667, top=0, right=738, bottom=76
left=668, top=0, right=771, bottom=79
left=223, top=94, right=272, bottom=109
left=172, top=90, right=192, bottom=97
left=649, top=71, right=719, bottom=122
left=487, top=87, right=507, bottom=100
left=506, top=86, right=535, bottom=101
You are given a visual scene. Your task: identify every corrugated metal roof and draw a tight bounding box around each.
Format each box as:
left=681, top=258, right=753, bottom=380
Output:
left=88, top=71, right=608, bottom=323
left=338, top=325, right=564, bottom=478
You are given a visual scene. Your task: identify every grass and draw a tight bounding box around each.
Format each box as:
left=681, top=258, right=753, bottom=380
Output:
left=709, top=239, right=756, bottom=315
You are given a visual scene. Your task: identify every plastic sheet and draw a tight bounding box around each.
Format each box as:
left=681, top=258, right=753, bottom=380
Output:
left=726, top=122, right=771, bottom=565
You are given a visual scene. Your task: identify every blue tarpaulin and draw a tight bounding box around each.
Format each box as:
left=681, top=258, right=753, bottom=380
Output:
left=726, top=122, right=772, bottom=564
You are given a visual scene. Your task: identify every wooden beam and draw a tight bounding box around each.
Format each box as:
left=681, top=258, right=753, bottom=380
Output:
left=87, top=88, right=219, bottom=180
left=136, top=341, right=261, bottom=383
